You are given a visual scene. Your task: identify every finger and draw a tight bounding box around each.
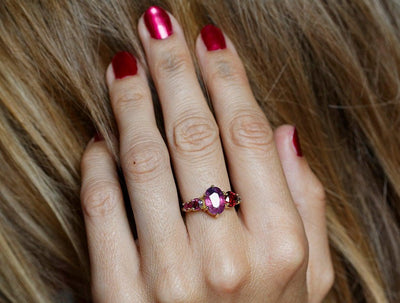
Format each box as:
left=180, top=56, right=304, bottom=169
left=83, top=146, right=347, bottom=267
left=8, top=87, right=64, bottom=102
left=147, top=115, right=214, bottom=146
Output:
left=196, top=25, right=302, bottom=234
left=138, top=9, right=240, bottom=224
left=138, top=7, right=249, bottom=292
left=274, top=125, right=334, bottom=302
left=106, top=53, right=189, bottom=263
left=138, top=7, right=234, bottom=220
left=80, top=136, right=143, bottom=302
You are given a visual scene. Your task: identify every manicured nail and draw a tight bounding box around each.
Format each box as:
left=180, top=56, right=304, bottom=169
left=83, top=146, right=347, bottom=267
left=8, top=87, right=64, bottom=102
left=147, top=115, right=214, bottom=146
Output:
left=94, top=132, right=104, bottom=142
left=144, top=6, right=172, bottom=40
left=201, top=24, right=226, bottom=51
left=111, top=51, right=138, bottom=79
left=292, top=127, right=303, bottom=157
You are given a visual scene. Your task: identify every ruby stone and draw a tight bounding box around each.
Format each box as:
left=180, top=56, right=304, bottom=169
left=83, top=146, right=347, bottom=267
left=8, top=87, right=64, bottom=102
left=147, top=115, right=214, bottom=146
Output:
left=192, top=198, right=201, bottom=210
left=204, top=186, right=226, bottom=215
left=183, top=201, right=193, bottom=211
left=226, top=191, right=239, bottom=207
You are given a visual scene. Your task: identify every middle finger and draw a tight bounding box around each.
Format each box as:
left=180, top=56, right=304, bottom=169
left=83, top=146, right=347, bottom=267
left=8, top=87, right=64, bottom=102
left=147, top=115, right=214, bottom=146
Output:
left=138, top=7, right=248, bottom=268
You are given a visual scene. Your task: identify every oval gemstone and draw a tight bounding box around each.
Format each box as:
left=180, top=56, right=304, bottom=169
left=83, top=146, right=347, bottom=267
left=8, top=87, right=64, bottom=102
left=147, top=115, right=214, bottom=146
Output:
left=204, top=186, right=226, bottom=215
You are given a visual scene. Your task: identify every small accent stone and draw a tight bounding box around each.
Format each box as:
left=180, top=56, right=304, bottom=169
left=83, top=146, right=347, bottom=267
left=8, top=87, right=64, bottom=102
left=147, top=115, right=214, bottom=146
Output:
left=192, top=198, right=201, bottom=210
left=226, top=191, right=240, bottom=207
left=204, top=186, right=226, bottom=215
left=183, top=201, right=192, bottom=211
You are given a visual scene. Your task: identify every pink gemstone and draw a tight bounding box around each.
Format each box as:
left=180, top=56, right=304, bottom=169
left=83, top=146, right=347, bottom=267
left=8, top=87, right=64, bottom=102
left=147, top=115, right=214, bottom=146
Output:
left=226, top=191, right=239, bottom=207
left=204, top=186, right=225, bottom=215
left=184, top=201, right=192, bottom=211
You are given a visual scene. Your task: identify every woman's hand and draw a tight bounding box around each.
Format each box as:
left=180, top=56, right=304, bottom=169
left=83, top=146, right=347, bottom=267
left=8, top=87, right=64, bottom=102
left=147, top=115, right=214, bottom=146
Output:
left=80, top=6, right=333, bottom=302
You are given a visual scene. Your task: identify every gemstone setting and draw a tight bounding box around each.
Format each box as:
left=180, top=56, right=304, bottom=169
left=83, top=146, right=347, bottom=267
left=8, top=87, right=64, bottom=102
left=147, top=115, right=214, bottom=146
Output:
left=204, top=186, right=226, bottom=216
left=225, top=191, right=240, bottom=207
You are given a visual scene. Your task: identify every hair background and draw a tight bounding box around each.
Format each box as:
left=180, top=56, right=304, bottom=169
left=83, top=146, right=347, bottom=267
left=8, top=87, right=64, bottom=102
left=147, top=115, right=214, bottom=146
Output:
left=0, top=0, right=400, bottom=302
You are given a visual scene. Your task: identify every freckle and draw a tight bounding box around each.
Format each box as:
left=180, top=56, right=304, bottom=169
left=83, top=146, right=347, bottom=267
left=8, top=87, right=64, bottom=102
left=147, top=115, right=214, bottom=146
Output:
left=134, top=161, right=136, bottom=165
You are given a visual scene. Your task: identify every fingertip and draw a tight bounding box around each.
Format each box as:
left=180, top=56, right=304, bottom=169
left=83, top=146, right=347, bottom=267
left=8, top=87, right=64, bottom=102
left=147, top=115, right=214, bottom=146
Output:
left=137, top=6, right=183, bottom=45
left=106, top=62, right=115, bottom=87
left=275, top=125, right=326, bottom=206
left=195, top=24, right=239, bottom=60
left=274, top=124, right=302, bottom=163
left=274, top=125, right=309, bottom=200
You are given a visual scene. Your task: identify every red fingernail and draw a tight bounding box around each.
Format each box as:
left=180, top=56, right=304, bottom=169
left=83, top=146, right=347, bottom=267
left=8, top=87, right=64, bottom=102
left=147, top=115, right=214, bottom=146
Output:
left=94, top=132, right=104, bottom=142
left=111, top=52, right=138, bottom=79
left=292, top=127, right=303, bottom=157
left=201, top=24, right=226, bottom=51
left=144, top=6, right=173, bottom=40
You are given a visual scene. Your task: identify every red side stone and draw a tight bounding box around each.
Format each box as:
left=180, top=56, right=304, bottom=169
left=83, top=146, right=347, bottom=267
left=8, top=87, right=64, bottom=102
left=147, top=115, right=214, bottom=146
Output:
left=184, top=201, right=193, bottom=211
left=226, top=191, right=240, bottom=207
left=192, top=198, right=201, bottom=210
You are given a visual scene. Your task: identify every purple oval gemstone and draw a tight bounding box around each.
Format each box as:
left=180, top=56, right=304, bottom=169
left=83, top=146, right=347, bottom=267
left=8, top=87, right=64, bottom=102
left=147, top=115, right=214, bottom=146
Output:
left=204, top=186, right=226, bottom=215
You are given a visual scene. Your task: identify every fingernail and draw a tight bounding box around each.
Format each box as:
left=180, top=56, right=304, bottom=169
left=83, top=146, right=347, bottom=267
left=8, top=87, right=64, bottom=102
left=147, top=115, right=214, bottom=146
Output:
left=144, top=6, right=173, bottom=40
left=201, top=24, right=226, bottom=51
left=292, top=127, right=303, bottom=157
left=94, top=132, right=104, bottom=142
left=111, top=51, right=138, bottom=79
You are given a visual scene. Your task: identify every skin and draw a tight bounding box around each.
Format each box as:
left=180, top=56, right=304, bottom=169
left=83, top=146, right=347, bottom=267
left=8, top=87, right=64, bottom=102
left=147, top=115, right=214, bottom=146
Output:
left=80, top=10, right=334, bottom=303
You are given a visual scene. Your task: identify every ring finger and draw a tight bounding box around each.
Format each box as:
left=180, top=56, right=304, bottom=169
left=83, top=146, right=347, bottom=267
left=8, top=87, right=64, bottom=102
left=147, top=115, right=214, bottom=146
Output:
left=138, top=6, right=249, bottom=285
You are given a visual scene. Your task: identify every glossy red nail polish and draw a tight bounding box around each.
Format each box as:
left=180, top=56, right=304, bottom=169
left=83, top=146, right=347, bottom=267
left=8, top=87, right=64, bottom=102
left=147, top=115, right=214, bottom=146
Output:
left=292, top=127, right=303, bottom=157
left=111, top=51, right=138, bottom=79
left=144, top=6, right=172, bottom=40
left=201, top=24, right=226, bottom=51
left=94, top=132, right=104, bottom=142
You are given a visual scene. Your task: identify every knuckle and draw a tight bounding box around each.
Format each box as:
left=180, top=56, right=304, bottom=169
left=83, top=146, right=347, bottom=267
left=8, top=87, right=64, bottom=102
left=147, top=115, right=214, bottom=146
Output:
left=122, top=140, right=169, bottom=183
left=112, top=87, right=147, bottom=112
left=320, top=265, right=335, bottom=296
left=210, top=55, right=247, bottom=83
left=81, top=147, right=108, bottom=171
left=299, top=174, right=327, bottom=209
left=229, top=111, right=274, bottom=153
left=155, top=272, right=197, bottom=303
left=156, top=49, right=191, bottom=79
left=171, top=115, right=219, bottom=157
left=310, top=177, right=327, bottom=203
left=81, top=180, right=120, bottom=218
left=206, top=257, right=250, bottom=294
left=270, top=233, right=309, bottom=277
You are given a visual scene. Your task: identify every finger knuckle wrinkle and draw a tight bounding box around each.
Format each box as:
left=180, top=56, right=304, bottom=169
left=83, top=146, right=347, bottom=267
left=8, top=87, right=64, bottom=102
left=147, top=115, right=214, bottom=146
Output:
left=81, top=149, right=109, bottom=171
left=113, top=88, right=146, bottom=111
left=172, top=115, right=219, bottom=156
left=211, top=57, right=245, bottom=83
left=156, top=50, right=190, bottom=79
left=229, top=113, right=273, bottom=152
left=123, top=142, right=169, bottom=182
left=81, top=182, right=119, bottom=217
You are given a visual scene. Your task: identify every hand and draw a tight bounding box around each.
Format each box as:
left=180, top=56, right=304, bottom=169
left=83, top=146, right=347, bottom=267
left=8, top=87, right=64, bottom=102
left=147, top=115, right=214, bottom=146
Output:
left=80, top=6, right=333, bottom=303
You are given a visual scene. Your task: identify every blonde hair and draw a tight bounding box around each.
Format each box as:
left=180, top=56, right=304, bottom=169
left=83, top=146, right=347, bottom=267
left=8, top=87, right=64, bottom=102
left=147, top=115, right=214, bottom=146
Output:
left=1, top=0, right=399, bottom=302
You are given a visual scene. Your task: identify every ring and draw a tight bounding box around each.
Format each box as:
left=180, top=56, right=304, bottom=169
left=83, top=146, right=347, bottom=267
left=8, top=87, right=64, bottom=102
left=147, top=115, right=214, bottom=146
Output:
left=181, top=185, right=241, bottom=217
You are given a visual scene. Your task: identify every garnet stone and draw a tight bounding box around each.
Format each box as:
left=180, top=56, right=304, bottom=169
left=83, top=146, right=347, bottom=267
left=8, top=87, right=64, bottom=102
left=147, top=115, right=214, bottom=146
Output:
left=226, top=191, right=240, bottom=207
left=192, top=198, right=202, bottom=210
left=204, top=186, right=226, bottom=215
